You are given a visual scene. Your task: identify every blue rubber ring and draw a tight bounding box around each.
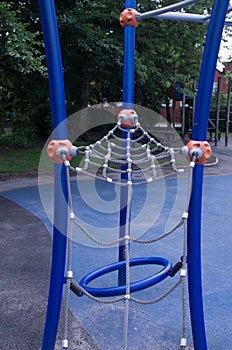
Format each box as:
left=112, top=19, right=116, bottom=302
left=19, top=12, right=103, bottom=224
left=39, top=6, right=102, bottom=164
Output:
left=79, top=257, right=172, bottom=297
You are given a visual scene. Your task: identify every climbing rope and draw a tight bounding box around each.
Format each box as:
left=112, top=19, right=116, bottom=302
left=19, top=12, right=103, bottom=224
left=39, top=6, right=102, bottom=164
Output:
left=62, top=159, right=74, bottom=349
left=180, top=217, right=188, bottom=349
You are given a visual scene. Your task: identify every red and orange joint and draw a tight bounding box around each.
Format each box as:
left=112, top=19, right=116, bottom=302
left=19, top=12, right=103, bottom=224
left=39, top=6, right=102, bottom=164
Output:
left=118, top=109, right=138, bottom=128
left=185, top=140, right=212, bottom=165
left=119, top=8, right=140, bottom=28
left=47, top=139, right=73, bottom=164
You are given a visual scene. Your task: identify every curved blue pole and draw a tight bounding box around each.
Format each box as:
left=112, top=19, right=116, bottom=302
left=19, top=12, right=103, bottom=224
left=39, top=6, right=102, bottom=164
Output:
left=188, top=1, right=229, bottom=349
left=38, top=1, right=68, bottom=349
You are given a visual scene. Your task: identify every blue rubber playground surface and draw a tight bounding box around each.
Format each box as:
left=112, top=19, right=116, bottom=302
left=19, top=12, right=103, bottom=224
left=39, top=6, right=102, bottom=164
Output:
left=1, top=157, right=232, bottom=349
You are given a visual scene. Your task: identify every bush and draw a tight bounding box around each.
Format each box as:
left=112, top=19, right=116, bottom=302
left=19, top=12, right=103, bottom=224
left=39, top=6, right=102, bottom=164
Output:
left=10, top=113, right=37, bottom=147
left=30, top=103, right=52, bottom=138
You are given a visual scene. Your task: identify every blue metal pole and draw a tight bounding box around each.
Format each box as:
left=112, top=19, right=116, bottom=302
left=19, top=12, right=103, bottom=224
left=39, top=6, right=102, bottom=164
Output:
left=122, top=0, right=136, bottom=106
left=123, top=26, right=135, bottom=106
left=188, top=1, right=229, bottom=349
left=118, top=0, right=136, bottom=285
left=38, top=1, right=68, bottom=349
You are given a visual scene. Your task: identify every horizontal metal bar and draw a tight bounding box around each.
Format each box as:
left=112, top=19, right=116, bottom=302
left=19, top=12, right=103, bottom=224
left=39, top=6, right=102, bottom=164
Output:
left=140, top=0, right=201, bottom=20
left=148, top=12, right=208, bottom=23
left=203, top=5, right=232, bottom=21
left=140, top=3, right=232, bottom=25
left=149, top=13, right=232, bottom=25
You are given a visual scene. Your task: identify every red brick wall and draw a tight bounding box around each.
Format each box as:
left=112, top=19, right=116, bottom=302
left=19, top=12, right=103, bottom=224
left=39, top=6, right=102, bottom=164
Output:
left=160, top=105, right=182, bottom=124
left=160, top=62, right=232, bottom=123
left=214, top=62, right=232, bottom=93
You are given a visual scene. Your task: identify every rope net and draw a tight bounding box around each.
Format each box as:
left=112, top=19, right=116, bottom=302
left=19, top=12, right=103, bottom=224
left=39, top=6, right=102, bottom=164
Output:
left=58, top=117, right=194, bottom=350
left=70, top=120, right=189, bottom=186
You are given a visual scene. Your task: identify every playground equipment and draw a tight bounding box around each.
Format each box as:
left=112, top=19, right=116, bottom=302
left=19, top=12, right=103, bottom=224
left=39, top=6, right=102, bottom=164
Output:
left=46, top=108, right=210, bottom=350
left=209, top=76, right=232, bottom=146
left=38, top=0, right=230, bottom=349
left=167, top=75, right=232, bottom=145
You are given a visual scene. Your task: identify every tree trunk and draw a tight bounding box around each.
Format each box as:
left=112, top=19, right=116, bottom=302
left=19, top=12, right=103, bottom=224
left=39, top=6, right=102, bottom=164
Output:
left=77, top=82, right=89, bottom=110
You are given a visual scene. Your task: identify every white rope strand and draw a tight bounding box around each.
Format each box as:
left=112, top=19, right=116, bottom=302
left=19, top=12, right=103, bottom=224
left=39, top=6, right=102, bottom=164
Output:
left=72, top=122, right=185, bottom=185
left=62, top=160, right=74, bottom=349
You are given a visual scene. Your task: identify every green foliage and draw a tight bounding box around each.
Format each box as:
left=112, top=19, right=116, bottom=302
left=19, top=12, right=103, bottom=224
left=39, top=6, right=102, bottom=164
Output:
left=225, top=71, right=232, bottom=81
left=54, top=0, right=214, bottom=112
left=2, top=18, right=45, bottom=74
left=11, top=112, right=37, bottom=147
left=0, top=1, right=49, bottom=144
left=134, top=0, right=213, bottom=108
left=0, top=2, right=47, bottom=75
left=56, top=0, right=124, bottom=111
left=0, top=0, right=224, bottom=149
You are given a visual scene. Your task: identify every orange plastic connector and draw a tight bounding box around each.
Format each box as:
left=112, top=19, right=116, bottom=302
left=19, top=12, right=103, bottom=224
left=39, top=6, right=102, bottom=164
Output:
left=120, top=8, right=139, bottom=28
left=186, top=140, right=212, bottom=164
left=118, top=109, right=138, bottom=128
left=47, top=139, right=73, bottom=164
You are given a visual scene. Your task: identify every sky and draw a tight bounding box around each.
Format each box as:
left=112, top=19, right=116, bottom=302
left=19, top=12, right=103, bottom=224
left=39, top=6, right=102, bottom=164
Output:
left=219, top=32, right=232, bottom=61
left=217, top=28, right=232, bottom=71
left=217, top=6, right=232, bottom=70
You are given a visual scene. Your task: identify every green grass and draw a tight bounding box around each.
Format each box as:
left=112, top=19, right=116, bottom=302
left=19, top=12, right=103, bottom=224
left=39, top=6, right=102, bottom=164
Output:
left=0, top=132, right=223, bottom=174
left=0, top=143, right=86, bottom=174
left=0, top=147, right=43, bottom=173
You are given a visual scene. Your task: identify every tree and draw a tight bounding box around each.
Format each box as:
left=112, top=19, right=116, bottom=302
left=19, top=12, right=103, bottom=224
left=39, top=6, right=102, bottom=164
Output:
left=135, top=0, right=214, bottom=108
left=0, top=0, right=225, bottom=145
left=55, top=0, right=124, bottom=112
left=0, top=1, right=48, bottom=143
left=55, top=0, right=214, bottom=112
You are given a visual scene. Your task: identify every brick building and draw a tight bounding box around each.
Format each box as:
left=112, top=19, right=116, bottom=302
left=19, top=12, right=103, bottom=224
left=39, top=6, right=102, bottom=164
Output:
left=160, top=61, right=232, bottom=125
left=159, top=83, right=192, bottom=126
left=214, top=61, right=232, bottom=93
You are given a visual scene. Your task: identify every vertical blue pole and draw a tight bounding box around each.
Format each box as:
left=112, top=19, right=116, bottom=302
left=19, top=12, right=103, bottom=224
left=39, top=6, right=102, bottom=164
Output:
left=38, top=1, right=68, bottom=349
left=188, top=1, right=229, bottom=349
left=118, top=0, right=136, bottom=285
left=122, top=0, right=136, bottom=106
